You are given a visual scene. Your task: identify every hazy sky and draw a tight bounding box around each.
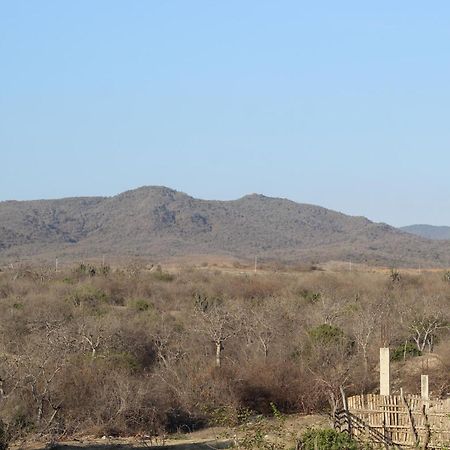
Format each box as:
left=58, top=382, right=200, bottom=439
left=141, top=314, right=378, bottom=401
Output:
left=1, top=1, right=450, bottom=226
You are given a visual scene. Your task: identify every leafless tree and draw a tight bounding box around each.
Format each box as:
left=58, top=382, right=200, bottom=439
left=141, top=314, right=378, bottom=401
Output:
left=194, top=299, right=241, bottom=368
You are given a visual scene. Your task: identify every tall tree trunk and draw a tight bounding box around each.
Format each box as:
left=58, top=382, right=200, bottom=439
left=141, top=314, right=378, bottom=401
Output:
left=215, top=341, right=222, bottom=368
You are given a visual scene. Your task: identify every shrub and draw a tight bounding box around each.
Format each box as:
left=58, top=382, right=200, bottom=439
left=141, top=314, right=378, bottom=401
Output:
left=309, top=324, right=346, bottom=346
left=100, top=265, right=111, bottom=276
left=390, top=268, right=401, bottom=283
left=391, top=341, right=422, bottom=361
left=106, top=352, right=141, bottom=373
left=297, top=289, right=321, bottom=303
left=74, top=263, right=90, bottom=276
left=298, top=428, right=365, bottom=450
left=151, top=270, right=175, bottom=282
left=0, top=283, right=12, bottom=299
left=234, top=403, right=288, bottom=450
left=132, top=299, right=152, bottom=312
left=4, top=264, right=450, bottom=442
left=69, top=285, right=124, bottom=308
left=69, top=286, right=108, bottom=308
left=0, top=420, right=9, bottom=450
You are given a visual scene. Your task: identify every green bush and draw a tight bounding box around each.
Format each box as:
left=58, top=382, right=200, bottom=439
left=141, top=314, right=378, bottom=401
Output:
left=391, top=341, right=421, bottom=361
left=132, top=299, right=153, bottom=312
left=106, top=352, right=140, bottom=373
left=309, top=324, right=345, bottom=345
left=298, top=428, right=364, bottom=450
left=69, top=286, right=108, bottom=308
left=298, top=289, right=321, bottom=304
left=73, top=263, right=110, bottom=277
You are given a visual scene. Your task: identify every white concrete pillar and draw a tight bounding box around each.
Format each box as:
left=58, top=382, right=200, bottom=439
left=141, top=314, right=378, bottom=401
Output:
left=421, top=375, right=429, bottom=401
left=380, top=347, right=390, bottom=396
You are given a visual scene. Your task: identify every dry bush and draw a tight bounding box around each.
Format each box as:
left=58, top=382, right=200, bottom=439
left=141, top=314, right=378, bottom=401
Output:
left=1, top=266, right=450, bottom=442
left=234, top=360, right=327, bottom=414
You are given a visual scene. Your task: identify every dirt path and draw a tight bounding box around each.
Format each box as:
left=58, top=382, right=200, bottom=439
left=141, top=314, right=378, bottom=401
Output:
left=12, top=414, right=328, bottom=450
left=13, top=438, right=233, bottom=450
left=50, top=441, right=233, bottom=450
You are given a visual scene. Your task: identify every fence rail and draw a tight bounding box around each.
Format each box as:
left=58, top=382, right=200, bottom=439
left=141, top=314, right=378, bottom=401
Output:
left=335, top=394, right=450, bottom=449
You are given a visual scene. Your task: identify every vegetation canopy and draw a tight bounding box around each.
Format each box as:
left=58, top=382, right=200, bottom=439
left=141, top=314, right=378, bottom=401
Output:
left=0, top=262, right=449, bottom=446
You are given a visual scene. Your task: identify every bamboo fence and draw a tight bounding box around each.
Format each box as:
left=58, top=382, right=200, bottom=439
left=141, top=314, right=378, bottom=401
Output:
left=335, top=394, right=450, bottom=448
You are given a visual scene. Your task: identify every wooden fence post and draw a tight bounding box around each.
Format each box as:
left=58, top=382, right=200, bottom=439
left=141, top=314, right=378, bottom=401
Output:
left=340, top=386, right=352, bottom=436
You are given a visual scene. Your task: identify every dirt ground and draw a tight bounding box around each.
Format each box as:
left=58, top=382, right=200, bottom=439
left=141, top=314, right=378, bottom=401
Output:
left=11, top=414, right=329, bottom=450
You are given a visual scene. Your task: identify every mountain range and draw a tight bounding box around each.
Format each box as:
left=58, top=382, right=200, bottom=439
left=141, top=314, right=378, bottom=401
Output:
left=400, top=224, right=450, bottom=241
left=1, top=186, right=450, bottom=267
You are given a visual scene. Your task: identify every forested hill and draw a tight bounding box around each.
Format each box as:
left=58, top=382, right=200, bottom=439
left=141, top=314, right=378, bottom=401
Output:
left=1, top=186, right=450, bottom=267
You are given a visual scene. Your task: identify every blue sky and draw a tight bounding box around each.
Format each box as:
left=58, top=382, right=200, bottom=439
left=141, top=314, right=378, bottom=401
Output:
left=1, top=1, right=450, bottom=226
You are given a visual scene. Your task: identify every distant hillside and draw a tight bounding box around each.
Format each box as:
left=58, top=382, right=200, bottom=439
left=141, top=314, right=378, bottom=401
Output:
left=1, top=186, right=450, bottom=267
left=401, top=224, right=450, bottom=240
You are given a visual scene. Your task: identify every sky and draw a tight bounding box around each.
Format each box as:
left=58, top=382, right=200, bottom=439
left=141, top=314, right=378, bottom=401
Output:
left=1, top=1, right=450, bottom=227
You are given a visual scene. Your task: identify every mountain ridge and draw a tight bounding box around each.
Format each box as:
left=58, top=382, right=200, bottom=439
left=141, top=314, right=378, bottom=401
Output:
left=401, top=224, right=450, bottom=241
left=1, top=186, right=450, bottom=267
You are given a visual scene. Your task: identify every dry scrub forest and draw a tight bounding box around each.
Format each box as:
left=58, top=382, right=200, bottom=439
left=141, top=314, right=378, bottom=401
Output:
left=1, top=263, right=450, bottom=447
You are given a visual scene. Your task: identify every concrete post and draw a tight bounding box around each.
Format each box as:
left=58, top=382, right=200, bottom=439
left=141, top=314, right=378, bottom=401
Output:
left=421, top=375, right=429, bottom=401
left=380, top=347, right=390, bottom=396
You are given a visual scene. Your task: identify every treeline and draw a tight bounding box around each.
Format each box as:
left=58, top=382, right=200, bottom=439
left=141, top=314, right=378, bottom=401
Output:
left=0, top=263, right=450, bottom=441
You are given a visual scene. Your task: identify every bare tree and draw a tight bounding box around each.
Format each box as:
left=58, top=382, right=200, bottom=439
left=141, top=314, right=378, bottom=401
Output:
left=352, top=300, right=383, bottom=375
left=194, top=297, right=240, bottom=368
left=400, top=296, right=449, bottom=353
left=78, top=323, right=103, bottom=358
left=409, top=315, right=446, bottom=352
